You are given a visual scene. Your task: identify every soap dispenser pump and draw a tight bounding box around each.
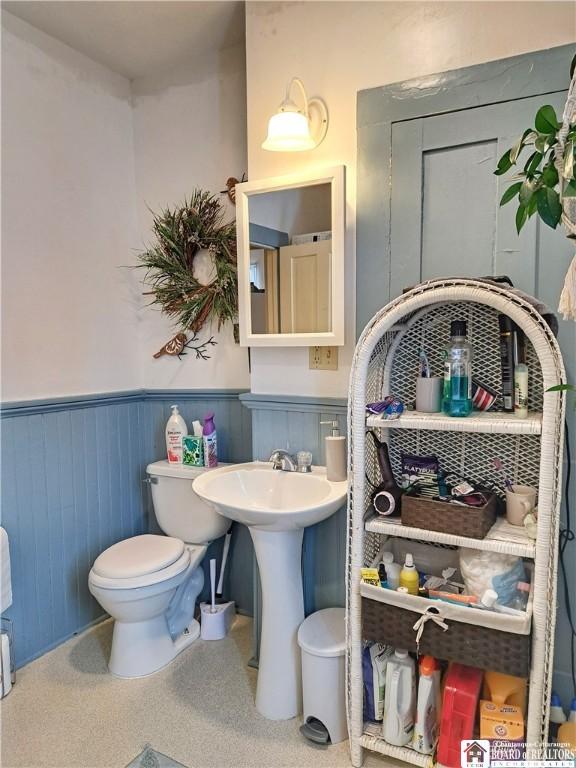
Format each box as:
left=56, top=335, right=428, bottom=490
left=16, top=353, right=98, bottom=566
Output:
left=320, top=420, right=346, bottom=482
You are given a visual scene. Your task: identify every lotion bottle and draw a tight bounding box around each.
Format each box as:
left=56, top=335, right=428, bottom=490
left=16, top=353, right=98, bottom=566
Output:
left=399, top=554, right=419, bottom=596
left=320, top=420, right=346, bottom=482
left=166, top=405, right=187, bottom=465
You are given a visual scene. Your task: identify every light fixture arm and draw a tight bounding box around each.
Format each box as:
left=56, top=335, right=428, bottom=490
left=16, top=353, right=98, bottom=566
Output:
left=282, top=77, right=328, bottom=147
left=285, top=77, right=309, bottom=116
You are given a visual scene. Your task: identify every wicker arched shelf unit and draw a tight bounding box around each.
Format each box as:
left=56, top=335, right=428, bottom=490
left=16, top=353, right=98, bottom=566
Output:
left=347, top=278, right=566, bottom=767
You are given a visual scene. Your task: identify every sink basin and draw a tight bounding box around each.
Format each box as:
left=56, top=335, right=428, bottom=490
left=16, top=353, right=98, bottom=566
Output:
left=192, top=462, right=347, bottom=531
left=193, top=461, right=348, bottom=721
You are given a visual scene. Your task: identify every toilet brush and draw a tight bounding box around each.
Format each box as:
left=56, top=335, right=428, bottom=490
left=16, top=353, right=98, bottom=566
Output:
left=200, top=556, right=235, bottom=640
left=216, top=532, right=232, bottom=601
left=210, top=558, right=217, bottom=613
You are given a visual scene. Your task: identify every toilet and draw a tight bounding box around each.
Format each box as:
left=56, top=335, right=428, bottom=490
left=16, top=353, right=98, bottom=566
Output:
left=88, top=460, right=230, bottom=678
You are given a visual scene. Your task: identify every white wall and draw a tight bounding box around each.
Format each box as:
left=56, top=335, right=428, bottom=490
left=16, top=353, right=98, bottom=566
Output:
left=245, top=0, right=575, bottom=397
left=1, top=12, right=141, bottom=401
left=131, top=44, right=250, bottom=390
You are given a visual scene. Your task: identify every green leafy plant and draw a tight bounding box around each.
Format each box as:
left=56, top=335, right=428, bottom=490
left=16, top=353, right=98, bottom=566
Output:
left=495, top=56, right=576, bottom=233
left=137, top=190, right=238, bottom=336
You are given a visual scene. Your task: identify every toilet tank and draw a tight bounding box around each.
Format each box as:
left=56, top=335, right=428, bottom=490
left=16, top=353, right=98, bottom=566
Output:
left=146, top=461, right=231, bottom=544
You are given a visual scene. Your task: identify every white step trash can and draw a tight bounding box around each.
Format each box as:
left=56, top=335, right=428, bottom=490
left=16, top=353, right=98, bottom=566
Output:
left=297, top=607, right=348, bottom=745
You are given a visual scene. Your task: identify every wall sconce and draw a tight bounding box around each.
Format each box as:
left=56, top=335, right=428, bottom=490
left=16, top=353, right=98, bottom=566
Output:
left=262, top=77, right=328, bottom=152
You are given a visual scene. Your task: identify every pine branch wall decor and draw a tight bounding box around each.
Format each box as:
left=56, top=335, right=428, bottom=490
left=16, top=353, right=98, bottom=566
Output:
left=137, top=190, right=238, bottom=359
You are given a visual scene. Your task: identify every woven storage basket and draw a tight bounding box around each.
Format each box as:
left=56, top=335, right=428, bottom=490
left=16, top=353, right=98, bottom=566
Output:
left=400, top=493, right=498, bottom=539
left=362, top=598, right=530, bottom=678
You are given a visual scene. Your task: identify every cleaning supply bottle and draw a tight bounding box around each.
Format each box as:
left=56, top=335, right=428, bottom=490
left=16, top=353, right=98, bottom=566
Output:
left=166, top=405, right=187, bottom=465
left=203, top=412, right=218, bottom=468
left=383, top=649, right=416, bottom=746
left=413, top=655, right=442, bottom=754
left=514, top=363, right=529, bottom=418
left=320, top=420, right=346, bottom=481
left=399, top=554, right=419, bottom=596
left=549, top=692, right=566, bottom=741
left=442, top=320, right=473, bottom=417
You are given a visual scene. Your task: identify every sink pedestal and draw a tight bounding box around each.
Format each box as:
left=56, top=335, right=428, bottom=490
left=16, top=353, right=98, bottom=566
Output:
left=250, top=527, right=304, bottom=720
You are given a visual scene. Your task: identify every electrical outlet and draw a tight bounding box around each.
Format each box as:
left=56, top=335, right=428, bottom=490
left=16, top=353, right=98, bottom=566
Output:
left=309, top=346, right=338, bottom=370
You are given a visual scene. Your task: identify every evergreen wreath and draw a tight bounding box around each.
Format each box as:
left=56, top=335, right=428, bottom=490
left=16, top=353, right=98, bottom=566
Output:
left=137, top=190, right=238, bottom=355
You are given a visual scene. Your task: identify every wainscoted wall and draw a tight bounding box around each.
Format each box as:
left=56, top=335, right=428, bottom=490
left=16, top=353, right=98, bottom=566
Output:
left=239, top=393, right=348, bottom=660
left=0, top=389, right=251, bottom=668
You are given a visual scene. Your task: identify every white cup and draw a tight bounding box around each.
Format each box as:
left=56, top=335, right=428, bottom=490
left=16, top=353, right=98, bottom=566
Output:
left=415, top=377, right=443, bottom=413
left=505, top=484, right=537, bottom=526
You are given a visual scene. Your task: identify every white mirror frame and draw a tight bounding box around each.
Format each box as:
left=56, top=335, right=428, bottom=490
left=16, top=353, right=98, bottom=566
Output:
left=236, top=165, right=345, bottom=347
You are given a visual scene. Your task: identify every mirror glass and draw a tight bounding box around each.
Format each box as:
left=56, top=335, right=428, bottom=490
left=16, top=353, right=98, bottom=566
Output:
left=247, top=183, right=332, bottom=335
left=237, top=166, right=345, bottom=347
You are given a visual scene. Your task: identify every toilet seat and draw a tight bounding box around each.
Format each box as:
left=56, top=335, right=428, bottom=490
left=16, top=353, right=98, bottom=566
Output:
left=93, top=534, right=185, bottom=579
left=88, top=535, right=208, bottom=591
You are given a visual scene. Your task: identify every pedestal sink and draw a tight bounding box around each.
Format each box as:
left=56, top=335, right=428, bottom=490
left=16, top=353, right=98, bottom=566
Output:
left=193, top=462, right=347, bottom=720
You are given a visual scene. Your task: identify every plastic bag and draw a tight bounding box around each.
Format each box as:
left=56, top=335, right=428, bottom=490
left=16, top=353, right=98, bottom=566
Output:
left=459, top=548, right=526, bottom=607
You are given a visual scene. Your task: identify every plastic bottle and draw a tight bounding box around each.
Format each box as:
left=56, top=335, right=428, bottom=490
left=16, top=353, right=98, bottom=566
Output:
left=165, top=405, right=188, bottom=465
left=510, top=582, right=530, bottom=612
left=386, top=564, right=401, bottom=590
left=399, top=554, right=419, bottom=596
left=383, top=649, right=416, bottom=746
left=442, top=320, right=473, bottom=417
left=203, top=412, right=218, bottom=468
left=549, top=691, right=566, bottom=741
left=413, top=655, right=442, bottom=754
left=514, top=363, right=529, bottom=418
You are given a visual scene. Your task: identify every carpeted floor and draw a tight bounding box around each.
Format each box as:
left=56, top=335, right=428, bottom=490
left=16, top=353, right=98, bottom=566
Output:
left=1, top=616, right=399, bottom=768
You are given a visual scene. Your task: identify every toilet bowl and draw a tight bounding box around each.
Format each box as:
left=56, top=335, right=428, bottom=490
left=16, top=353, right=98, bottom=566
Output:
left=88, top=461, right=230, bottom=678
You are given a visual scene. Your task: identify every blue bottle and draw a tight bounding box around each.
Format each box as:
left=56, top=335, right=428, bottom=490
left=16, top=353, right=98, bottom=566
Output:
left=442, top=320, right=473, bottom=417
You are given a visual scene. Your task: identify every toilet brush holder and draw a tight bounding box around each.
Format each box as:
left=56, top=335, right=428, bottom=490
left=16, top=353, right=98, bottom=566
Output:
left=200, top=601, right=235, bottom=640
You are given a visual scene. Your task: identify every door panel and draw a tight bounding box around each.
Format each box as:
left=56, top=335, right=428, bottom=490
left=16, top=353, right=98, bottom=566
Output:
left=390, top=92, right=567, bottom=297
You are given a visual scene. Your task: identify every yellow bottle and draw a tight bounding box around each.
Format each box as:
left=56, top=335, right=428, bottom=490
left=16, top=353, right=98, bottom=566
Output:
left=400, top=553, right=419, bottom=595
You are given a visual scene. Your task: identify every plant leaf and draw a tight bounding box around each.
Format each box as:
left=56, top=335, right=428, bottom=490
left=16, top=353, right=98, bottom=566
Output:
left=541, top=162, right=559, bottom=188
left=500, top=181, right=522, bottom=206
left=534, top=105, right=561, bottom=135
left=547, top=384, right=576, bottom=393
left=534, top=134, right=549, bottom=154
left=536, top=187, right=562, bottom=228
left=524, top=151, right=543, bottom=176
left=519, top=177, right=538, bottom=205
left=516, top=204, right=528, bottom=234
left=564, top=179, right=576, bottom=197
left=527, top=194, right=539, bottom=217
left=494, top=149, right=512, bottom=176
left=509, top=130, right=535, bottom=163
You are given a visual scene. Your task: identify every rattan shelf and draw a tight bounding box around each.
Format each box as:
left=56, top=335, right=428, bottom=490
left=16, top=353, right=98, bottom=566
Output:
left=347, top=278, right=566, bottom=768
left=364, top=514, right=536, bottom=558
left=366, top=410, right=543, bottom=435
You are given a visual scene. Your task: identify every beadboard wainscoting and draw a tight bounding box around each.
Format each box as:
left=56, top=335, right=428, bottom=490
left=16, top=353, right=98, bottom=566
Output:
left=0, top=389, right=251, bottom=668
left=239, top=393, right=348, bottom=663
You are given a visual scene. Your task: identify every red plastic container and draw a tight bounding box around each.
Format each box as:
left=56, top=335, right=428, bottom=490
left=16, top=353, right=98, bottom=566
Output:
left=436, top=663, right=484, bottom=768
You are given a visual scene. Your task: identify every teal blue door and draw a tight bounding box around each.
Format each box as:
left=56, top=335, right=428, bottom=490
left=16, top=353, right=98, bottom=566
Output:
left=389, top=93, right=572, bottom=300
left=358, top=45, right=575, bottom=704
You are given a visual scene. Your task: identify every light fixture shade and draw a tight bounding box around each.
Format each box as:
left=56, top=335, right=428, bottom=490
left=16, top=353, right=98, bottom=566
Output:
left=261, top=110, right=316, bottom=152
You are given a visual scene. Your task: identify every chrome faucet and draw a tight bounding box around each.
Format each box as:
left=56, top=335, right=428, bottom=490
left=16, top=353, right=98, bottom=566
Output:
left=269, top=449, right=312, bottom=473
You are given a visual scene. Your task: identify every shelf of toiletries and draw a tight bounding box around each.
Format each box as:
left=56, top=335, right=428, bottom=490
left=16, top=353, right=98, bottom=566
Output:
left=364, top=515, right=536, bottom=558
left=366, top=410, right=542, bottom=435
left=360, top=579, right=533, bottom=637
left=360, top=653, right=529, bottom=768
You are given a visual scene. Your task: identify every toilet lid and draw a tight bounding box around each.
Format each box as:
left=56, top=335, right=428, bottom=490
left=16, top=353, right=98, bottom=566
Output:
left=93, top=534, right=185, bottom=579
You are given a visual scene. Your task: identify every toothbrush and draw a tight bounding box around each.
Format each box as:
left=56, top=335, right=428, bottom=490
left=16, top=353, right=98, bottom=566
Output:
left=493, top=458, right=514, bottom=491
left=210, top=558, right=217, bottom=613
left=419, top=349, right=431, bottom=378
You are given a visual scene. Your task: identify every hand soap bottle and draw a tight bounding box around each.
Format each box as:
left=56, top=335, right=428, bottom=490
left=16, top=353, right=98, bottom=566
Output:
left=320, top=420, right=346, bottom=482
